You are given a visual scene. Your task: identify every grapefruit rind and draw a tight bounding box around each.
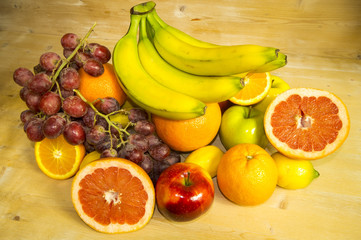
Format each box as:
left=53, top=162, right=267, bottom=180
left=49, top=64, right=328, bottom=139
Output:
left=71, top=158, right=155, bottom=233
left=264, top=88, right=350, bottom=160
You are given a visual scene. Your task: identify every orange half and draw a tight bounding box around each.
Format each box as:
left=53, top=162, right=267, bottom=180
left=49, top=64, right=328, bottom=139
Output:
left=34, top=135, right=85, bottom=179
left=264, top=88, right=350, bottom=160
left=230, top=72, right=271, bottom=105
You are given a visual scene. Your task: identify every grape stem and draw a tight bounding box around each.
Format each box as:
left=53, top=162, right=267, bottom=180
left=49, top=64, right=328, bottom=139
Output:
left=50, top=22, right=97, bottom=91
left=74, top=89, right=130, bottom=149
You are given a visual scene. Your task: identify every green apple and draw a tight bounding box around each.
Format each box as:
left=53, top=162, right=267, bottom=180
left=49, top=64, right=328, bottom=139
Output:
left=219, top=106, right=268, bottom=150
left=253, top=75, right=290, bottom=112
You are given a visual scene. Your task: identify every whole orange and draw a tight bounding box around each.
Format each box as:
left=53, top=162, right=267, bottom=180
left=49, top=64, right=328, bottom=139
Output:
left=217, top=143, right=278, bottom=206
left=78, top=63, right=127, bottom=105
left=152, top=103, right=221, bottom=152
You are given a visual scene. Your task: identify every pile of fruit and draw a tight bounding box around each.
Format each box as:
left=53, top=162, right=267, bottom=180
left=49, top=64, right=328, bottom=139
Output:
left=13, top=1, right=350, bottom=234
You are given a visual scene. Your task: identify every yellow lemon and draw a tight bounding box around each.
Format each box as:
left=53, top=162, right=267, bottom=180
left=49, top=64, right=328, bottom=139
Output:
left=79, top=151, right=101, bottom=169
left=272, top=152, right=320, bottom=189
left=184, top=145, right=224, bottom=178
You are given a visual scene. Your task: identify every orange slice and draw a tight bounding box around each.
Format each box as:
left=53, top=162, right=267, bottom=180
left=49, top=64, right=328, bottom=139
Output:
left=264, top=88, right=350, bottom=160
left=71, top=158, right=155, bottom=233
left=34, top=134, right=85, bottom=179
left=230, top=72, right=271, bottom=105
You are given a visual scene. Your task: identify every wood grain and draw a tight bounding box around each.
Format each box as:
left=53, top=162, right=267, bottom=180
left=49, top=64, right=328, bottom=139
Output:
left=1, top=0, right=360, bottom=239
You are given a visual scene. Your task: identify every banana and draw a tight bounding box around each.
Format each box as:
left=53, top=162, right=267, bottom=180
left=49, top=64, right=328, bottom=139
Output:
left=151, top=10, right=287, bottom=73
left=146, top=9, right=280, bottom=76
left=149, top=7, right=217, bottom=48
left=253, top=52, right=287, bottom=72
left=138, top=17, right=244, bottom=103
left=112, top=12, right=206, bottom=120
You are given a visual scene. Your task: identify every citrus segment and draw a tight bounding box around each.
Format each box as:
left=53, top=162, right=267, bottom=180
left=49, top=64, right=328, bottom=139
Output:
left=230, top=72, right=271, bottom=105
left=152, top=103, right=221, bottom=152
left=34, top=134, right=85, bottom=179
left=217, top=143, right=278, bottom=206
left=71, top=158, right=155, bottom=233
left=78, top=63, right=127, bottom=105
left=264, top=88, right=350, bottom=160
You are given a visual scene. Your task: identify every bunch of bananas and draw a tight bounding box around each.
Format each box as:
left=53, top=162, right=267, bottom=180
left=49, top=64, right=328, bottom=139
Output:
left=112, top=1, right=287, bottom=120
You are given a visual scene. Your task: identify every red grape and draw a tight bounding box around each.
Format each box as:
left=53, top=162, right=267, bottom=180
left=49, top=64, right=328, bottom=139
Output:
left=20, top=87, right=31, bottom=101
left=121, top=144, right=144, bottom=164
left=100, top=148, right=118, bottom=158
left=87, top=43, right=111, bottom=64
left=28, top=72, right=52, bottom=94
left=63, top=121, right=85, bottom=145
left=128, top=133, right=149, bottom=152
left=59, top=67, right=80, bottom=90
left=25, top=91, right=42, bottom=112
left=75, top=51, right=91, bottom=68
left=95, top=97, right=120, bottom=115
left=61, top=33, right=80, bottom=50
left=82, top=106, right=96, bottom=128
left=60, top=87, right=75, bottom=98
left=39, top=91, right=61, bottom=116
left=148, top=143, right=171, bottom=161
left=95, top=115, right=109, bottom=129
left=110, top=123, right=121, bottom=138
left=13, top=67, right=34, bottom=87
left=86, top=125, right=106, bottom=145
left=84, top=141, right=96, bottom=153
left=20, top=110, right=36, bottom=124
left=146, top=134, right=162, bottom=148
left=63, top=49, right=73, bottom=59
left=83, top=59, right=104, bottom=77
left=134, top=120, right=155, bottom=136
left=140, top=154, right=154, bottom=173
left=95, top=136, right=118, bottom=153
left=62, top=96, right=88, bottom=118
left=39, top=52, right=61, bottom=72
left=164, top=152, right=181, bottom=165
left=33, top=64, right=44, bottom=74
left=128, top=108, right=148, bottom=123
left=26, top=118, right=45, bottom=142
left=42, top=114, right=66, bottom=139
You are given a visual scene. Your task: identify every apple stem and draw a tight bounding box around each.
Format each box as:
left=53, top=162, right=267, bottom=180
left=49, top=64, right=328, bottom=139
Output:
left=184, top=171, right=192, bottom=186
left=247, top=106, right=253, bottom=119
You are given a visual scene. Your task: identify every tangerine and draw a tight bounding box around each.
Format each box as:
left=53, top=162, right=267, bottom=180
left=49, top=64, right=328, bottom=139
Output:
left=217, top=143, right=278, bottom=206
left=152, top=103, right=221, bottom=152
left=78, top=63, right=127, bottom=105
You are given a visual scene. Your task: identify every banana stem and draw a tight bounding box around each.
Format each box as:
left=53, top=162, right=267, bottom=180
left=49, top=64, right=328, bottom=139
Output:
left=146, top=9, right=162, bottom=31
left=130, top=1, right=156, bottom=15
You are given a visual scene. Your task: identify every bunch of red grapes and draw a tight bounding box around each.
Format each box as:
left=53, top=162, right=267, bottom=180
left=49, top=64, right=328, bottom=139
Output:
left=13, top=28, right=180, bottom=183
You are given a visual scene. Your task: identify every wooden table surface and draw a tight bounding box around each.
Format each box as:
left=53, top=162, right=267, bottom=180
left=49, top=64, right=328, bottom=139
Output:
left=1, top=0, right=360, bottom=239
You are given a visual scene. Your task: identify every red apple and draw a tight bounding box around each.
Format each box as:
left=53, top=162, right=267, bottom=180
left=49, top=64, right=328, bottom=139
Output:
left=218, top=100, right=233, bottom=114
left=155, top=162, right=215, bottom=222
